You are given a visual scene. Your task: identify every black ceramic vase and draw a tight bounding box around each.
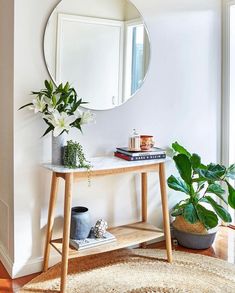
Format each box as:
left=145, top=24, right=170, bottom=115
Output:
left=70, top=207, right=91, bottom=240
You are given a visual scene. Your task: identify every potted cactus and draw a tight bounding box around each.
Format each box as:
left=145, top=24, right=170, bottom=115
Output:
left=167, top=142, right=235, bottom=249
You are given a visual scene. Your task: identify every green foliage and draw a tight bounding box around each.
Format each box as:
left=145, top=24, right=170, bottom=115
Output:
left=173, top=154, right=192, bottom=185
left=168, top=142, right=235, bottom=230
left=19, top=80, right=89, bottom=137
left=64, top=140, right=91, bottom=170
left=195, top=204, right=218, bottom=230
left=167, top=175, right=190, bottom=195
left=226, top=164, right=235, bottom=180
left=183, top=203, right=199, bottom=224
left=226, top=181, right=235, bottom=209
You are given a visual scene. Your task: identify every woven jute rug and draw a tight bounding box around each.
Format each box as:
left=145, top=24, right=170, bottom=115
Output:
left=19, top=249, right=235, bottom=293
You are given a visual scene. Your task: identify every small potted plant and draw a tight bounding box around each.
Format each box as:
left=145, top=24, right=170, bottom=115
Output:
left=19, top=80, right=95, bottom=165
left=167, top=142, right=235, bottom=249
left=64, top=140, right=91, bottom=169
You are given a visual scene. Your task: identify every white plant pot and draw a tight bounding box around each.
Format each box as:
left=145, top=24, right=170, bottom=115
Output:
left=52, top=132, right=68, bottom=165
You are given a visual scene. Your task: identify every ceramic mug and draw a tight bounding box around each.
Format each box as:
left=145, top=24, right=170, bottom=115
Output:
left=140, top=135, right=155, bottom=151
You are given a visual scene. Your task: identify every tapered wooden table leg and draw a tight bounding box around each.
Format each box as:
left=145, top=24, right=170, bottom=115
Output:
left=140, top=173, right=148, bottom=248
left=43, top=173, right=59, bottom=272
left=141, top=173, right=147, bottom=222
left=159, top=163, right=173, bottom=263
left=61, top=173, right=73, bottom=293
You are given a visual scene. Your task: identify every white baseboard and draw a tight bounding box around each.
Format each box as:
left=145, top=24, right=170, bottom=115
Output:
left=12, top=254, right=61, bottom=279
left=0, top=243, right=13, bottom=277
left=1, top=236, right=166, bottom=279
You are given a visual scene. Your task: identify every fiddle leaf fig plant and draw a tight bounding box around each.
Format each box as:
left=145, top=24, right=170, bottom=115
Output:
left=167, top=142, right=235, bottom=230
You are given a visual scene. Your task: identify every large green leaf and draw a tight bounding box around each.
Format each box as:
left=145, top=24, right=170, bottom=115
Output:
left=172, top=142, right=191, bottom=157
left=195, top=204, right=218, bottom=230
left=190, top=154, right=201, bottom=169
left=226, top=181, right=235, bottom=209
left=173, top=154, right=192, bottom=185
left=203, top=196, right=232, bottom=223
left=167, top=175, right=190, bottom=195
left=183, top=203, right=199, bottom=224
left=196, top=164, right=226, bottom=181
left=226, top=164, right=235, bottom=180
left=208, top=164, right=226, bottom=176
left=207, top=183, right=227, bottom=204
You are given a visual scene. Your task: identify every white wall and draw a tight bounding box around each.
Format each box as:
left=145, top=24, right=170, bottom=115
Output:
left=0, top=0, right=14, bottom=274
left=0, top=0, right=222, bottom=277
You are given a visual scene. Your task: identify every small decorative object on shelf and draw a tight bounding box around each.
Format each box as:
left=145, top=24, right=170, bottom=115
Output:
left=115, top=147, right=166, bottom=161
left=64, top=140, right=91, bottom=170
left=19, top=80, right=95, bottom=165
left=70, top=207, right=91, bottom=240
left=70, top=230, right=116, bottom=251
left=128, top=129, right=141, bottom=151
left=94, top=219, right=108, bottom=238
left=140, top=135, right=155, bottom=151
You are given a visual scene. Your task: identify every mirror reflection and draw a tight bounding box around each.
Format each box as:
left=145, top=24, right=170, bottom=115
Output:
left=44, top=0, right=150, bottom=110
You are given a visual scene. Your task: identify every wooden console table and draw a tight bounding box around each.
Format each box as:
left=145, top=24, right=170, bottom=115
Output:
left=42, top=156, right=172, bottom=293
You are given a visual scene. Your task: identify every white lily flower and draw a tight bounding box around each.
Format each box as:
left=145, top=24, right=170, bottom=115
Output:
left=80, top=110, right=96, bottom=125
left=29, top=96, right=46, bottom=113
left=74, top=108, right=83, bottom=119
left=44, top=110, right=77, bottom=137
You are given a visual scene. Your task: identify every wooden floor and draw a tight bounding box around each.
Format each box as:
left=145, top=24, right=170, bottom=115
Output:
left=0, top=226, right=235, bottom=293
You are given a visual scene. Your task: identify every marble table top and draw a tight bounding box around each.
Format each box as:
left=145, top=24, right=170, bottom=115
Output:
left=42, top=156, right=171, bottom=174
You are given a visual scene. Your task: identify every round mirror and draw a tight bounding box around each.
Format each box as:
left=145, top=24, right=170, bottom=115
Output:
left=44, top=0, right=151, bottom=110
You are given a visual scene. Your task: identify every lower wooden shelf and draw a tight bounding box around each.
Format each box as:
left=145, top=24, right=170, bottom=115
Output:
left=50, top=222, right=164, bottom=258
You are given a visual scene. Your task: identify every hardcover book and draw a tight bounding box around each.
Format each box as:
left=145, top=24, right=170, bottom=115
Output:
left=116, top=147, right=166, bottom=157
left=114, top=151, right=166, bottom=161
left=70, top=231, right=116, bottom=250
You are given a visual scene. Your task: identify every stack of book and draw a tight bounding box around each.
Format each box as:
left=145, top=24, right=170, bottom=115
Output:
left=114, top=147, right=166, bottom=161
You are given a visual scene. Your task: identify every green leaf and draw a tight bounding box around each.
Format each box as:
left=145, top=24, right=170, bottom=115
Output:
left=190, top=154, right=201, bottom=169
left=203, top=196, right=232, bottom=223
left=167, top=175, right=190, bottom=195
left=64, top=82, right=70, bottom=92
left=172, top=142, right=191, bottom=157
left=196, top=164, right=226, bottom=181
left=173, top=154, right=192, bottom=185
left=52, top=95, right=57, bottom=106
left=226, top=164, right=235, bottom=180
left=208, top=164, right=226, bottom=177
left=192, top=177, right=206, bottom=183
left=41, top=125, right=54, bottom=137
left=171, top=207, right=183, bottom=217
left=226, top=181, right=235, bottom=209
left=207, top=183, right=227, bottom=204
left=18, top=103, right=33, bottom=110
left=183, top=203, right=199, bottom=224
left=44, top=80, right=53, bottom=93
left=195, top=204, right=218, bottom=230
left=171, top=201, right=188, bottom=217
